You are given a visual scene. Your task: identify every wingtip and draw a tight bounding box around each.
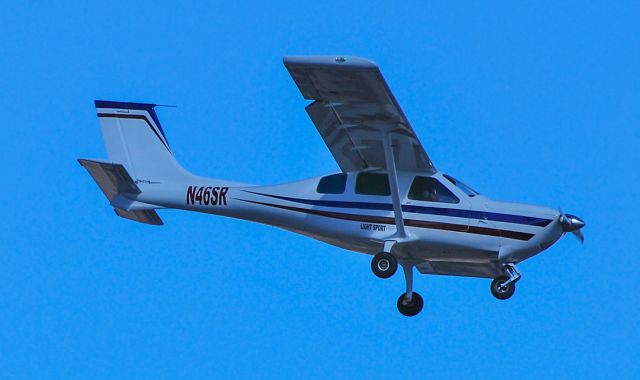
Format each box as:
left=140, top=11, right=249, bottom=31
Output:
left=283, top=55, right=378, bottom=70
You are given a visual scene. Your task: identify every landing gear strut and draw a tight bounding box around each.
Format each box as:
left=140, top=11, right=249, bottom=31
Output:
left=490, top=263, right=521, bottom=300
left=397, top=263, right=423, bottom=316
left=370, top=243, right=423, bottom=316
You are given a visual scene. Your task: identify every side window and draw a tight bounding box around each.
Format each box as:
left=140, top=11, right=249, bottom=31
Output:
left=355, top=173, right=390, bottom=196
left=317, top=173, right=347, bottom=194
left=408, top=176, right=459, bottom=204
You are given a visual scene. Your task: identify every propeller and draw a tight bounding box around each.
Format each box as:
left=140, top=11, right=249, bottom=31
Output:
left=558, top=208, right=586, bottom=243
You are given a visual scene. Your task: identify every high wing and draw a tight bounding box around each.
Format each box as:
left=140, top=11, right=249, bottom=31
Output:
left=284, top=56, right=436, bottom=174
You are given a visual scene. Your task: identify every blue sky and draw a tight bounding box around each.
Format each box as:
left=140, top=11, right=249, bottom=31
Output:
left=1, top=1, right=638, bottom=378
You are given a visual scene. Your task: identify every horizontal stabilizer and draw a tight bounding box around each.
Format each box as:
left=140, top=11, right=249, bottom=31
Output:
left=114, top=208, right=163, bottom=226
left=78, top=159, right=140, bottom=200
left=78, top=158, right=163, bottom=225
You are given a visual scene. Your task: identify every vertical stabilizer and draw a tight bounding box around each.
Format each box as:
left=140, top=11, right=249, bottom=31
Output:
left=95, top=100, right=191, bottom=182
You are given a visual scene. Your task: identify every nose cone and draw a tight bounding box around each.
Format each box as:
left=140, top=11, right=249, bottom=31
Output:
left=561, top=214, right=586, bottom=232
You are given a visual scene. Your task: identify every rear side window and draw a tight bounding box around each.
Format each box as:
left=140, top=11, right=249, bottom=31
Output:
left=408, top=176, right=459, bottom=203
left=317, top=174, right=347, bottom=194
left=356, top=173, right=390, bottom=196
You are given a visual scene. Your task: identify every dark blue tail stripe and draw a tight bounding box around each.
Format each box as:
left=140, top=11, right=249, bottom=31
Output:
left=95, top=100, right=169, bottom=144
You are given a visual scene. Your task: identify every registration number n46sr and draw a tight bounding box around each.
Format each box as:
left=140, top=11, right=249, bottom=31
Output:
left=186, top=186, right=229, bottom=206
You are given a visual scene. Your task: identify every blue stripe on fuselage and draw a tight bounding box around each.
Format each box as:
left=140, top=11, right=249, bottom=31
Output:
left=244, top=191, right=552, bottom=227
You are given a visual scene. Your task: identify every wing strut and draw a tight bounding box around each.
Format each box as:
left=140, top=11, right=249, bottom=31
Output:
left=382, top=133, right=406, bottom=238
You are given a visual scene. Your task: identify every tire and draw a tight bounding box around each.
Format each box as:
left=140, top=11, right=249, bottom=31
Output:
left=397, top=292, right=424, bottom=316
left=371, top=252, right=397, bottom=279
left=491, top=276, right=516, bottom=300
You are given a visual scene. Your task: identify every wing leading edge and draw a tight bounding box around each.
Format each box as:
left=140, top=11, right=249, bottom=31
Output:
left=284, top=56, right=435, bottom=174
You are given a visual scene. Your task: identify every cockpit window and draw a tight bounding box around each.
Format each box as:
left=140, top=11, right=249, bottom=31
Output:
left=317, top=173, right=347, bottom=194
left=408, top=176, right=459, bottom=204
left=356, top=172, right=391, bottom=196
left=443, top=174, right=479, bottom=197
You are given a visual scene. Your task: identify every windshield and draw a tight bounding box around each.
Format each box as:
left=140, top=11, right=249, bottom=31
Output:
left=443, top=174, right=479, bottom=197
left=408, top=176, right=460, bottom=204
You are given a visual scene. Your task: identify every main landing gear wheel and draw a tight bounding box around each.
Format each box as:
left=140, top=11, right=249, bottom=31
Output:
left=371, top=252, right=398, bottom=279
left=397, top=292, right=423, bottom=317
left=491, top=276, right=516, bottom=300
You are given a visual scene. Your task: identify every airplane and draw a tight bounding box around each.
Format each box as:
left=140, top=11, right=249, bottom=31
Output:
left=78, top=55, right=585, bottom=316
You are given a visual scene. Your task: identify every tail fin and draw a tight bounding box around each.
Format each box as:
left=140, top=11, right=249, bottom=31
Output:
left=94, top=100, right=191, bottom=182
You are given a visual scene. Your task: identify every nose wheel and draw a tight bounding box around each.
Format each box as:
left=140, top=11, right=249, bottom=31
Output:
left=490, top=263, right=521, bottom=300
left=490, top=277, right=516, bottom=300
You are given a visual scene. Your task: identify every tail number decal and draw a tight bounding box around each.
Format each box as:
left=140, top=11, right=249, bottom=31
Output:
left=186, top=186, right=228, bottom=206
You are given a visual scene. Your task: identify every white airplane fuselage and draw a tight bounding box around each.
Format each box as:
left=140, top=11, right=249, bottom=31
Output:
left=135, top=170, right=564, bottom=279
left=80, top=56, right=586, bottom=315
